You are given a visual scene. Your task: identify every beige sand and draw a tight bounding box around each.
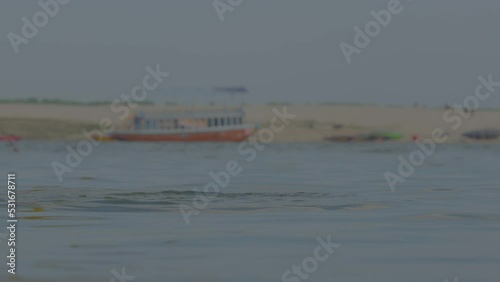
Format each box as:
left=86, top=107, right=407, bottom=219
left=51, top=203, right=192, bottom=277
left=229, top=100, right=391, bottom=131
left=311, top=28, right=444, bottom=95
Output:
left=0, top=104, right=499, bottom=142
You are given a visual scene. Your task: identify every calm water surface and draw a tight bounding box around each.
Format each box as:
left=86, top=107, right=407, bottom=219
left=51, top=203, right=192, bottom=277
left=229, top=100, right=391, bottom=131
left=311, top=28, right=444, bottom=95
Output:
left=0, top=142, right=499, bottom=281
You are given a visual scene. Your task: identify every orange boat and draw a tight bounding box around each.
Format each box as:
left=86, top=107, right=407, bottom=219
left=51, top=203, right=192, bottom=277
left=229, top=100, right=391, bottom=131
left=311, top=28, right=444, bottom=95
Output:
left=0, top=135, right=22, bottom=142
left=105, top=87, right=256, bottom=142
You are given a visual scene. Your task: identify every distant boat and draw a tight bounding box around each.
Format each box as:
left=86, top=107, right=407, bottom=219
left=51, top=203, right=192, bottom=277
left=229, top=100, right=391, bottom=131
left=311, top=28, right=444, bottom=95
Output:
left=106, top=109, right=255, bottom=142
left=463, top=129, right=500, bottom=140
left=0, top=135, right=22, bottom=142
left=103, top=87, right=256, bottom=142
left=325, top=132, right=403, bottom=142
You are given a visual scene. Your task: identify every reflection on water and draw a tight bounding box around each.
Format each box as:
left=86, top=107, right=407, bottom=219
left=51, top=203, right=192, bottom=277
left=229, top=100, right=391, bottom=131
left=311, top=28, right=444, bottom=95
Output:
left=0, top=142, right=499, bottom=281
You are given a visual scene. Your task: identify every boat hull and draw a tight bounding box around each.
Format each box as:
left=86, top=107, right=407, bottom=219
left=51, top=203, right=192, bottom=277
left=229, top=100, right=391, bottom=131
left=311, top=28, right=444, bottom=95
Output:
left=0, top=136, right=22, bottom=142
left=107, top=128, right=255, bottom=142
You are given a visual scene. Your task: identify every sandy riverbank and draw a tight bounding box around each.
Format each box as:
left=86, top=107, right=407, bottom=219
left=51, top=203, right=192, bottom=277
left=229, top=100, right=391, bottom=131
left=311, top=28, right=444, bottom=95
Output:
left=0, top=104, right=499, bottom=143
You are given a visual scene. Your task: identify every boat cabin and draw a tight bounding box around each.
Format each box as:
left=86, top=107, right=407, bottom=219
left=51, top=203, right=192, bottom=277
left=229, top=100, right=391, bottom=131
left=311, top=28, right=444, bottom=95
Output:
left=129, top=108, right=246, bottom=131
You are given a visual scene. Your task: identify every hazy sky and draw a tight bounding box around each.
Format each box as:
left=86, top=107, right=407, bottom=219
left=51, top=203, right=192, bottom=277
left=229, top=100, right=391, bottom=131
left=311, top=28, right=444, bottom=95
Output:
left=1, top=0, right=500, bottom=107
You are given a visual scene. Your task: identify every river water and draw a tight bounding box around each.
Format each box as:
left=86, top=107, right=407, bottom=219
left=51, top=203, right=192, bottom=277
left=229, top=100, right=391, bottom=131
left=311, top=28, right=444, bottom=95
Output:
left=0, top=141, right=498, bottom=281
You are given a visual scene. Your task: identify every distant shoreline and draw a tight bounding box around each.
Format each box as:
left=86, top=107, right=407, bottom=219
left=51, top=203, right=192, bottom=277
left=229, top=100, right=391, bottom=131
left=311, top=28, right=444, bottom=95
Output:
left=0, top=104, right=499, bottom=143
left=2, top=100, right=500, bottom=111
